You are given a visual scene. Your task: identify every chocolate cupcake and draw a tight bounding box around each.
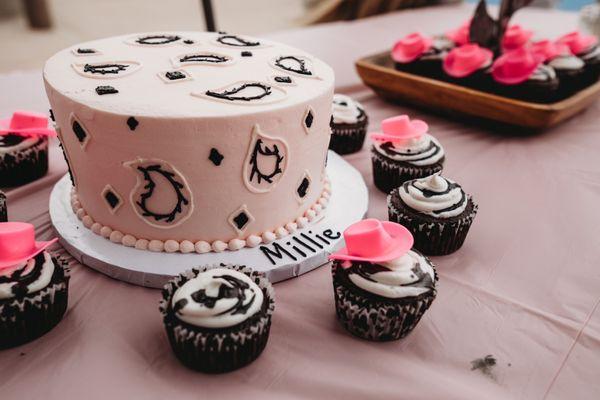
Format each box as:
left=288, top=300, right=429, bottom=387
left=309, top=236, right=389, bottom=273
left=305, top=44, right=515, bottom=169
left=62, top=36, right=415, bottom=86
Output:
left=491, top=47, right=559, bottom=103
left=557, top=31, right=600, bottom=85
left=0, top=191, right=6, bottom=222
left=0, top=222, right=69, bottom=349
left=391, top=33, right=449, bottom=79
left=442, top=43, right=493, bottom=89
left=0, top=111, right=55, bottom=187
left=329, top=94, right=369, bottom=155
left=532, top=40, right=586, bottom=99
left=388, top=173, right=477, bottom=255
left=329, top=219, right=437, bottom=341
left=371, top=115, right=445, bottom=194
left=160, top=264, right=275, bottom=373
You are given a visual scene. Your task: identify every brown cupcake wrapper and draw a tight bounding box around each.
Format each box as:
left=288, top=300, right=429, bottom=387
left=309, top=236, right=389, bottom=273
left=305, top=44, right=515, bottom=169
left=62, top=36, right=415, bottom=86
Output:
left=329, top=115, right=368, bottom=155
left=388, top=191, right=478, bottom=255
left=332, top=262, right=437, bottom=342
left=0, top=137, right=49, bottom=187
left=371, top=148, right=444, bottom=194
left=160, top=264, right=275, bottom=373
left=0, top=255, right=70, bottom=349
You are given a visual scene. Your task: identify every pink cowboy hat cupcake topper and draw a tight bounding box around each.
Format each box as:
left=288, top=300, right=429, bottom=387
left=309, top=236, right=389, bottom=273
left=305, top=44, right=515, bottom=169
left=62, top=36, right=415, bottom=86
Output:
left=502, top=25, right=533, bottom=52
left=391, top=32, right=433, bottom=63
left=445, top=20, right=471, bottom=46
left=371, top=115, right=428, bottom=143
left=531, top=40, right=570, bottom=62
left=0, top=222, right=57, bottom=269
left=492, top=47, right=543, bottom=85
left=556, top=31, right=598, bottom=55
left=0, top=110, right=56, bottom=138
left=443, top=43, right=493, bottom=78
left=329, top=219, right=414, bottom=263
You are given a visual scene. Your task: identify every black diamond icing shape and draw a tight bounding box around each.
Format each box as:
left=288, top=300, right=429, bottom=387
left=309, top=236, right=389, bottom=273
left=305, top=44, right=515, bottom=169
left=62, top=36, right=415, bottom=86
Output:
left=241, top=51, right=252, bottom=57
left=165, top=71, right=186, bottom=81
left=49, top=109, right=55, bottom=122
left=297, top=177, right=310, bottom=198
left=304, top=110, right=314, bottom=129
left=95, top=85, right=118, bottom=95
left=72, top=120, right=87, bottom=143
left=274, top=76, right=292, bottom=84
left=183, top=39, right=194, bottom=44
left=77, top=48, right=96, bottom=54
left=127, top=117, right=139, bottom=131
left=209, top=148, right=224, bottom=166
left=233, top=211, right=250, bottom=231
left=104, top=189, right=120, bottom=209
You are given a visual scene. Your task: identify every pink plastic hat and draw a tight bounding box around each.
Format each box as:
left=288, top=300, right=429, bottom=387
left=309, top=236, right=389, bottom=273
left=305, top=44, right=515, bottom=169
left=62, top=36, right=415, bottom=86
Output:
left=0, top=222, right=57, bottom=269
left=443, top=43, right=493, bottom=78
left=531, top=40, right=571, bottom=62
left=0, top=110, right=56, bottom=137
left=445, top=20, right=471, bottom=46
left=556, top=31, right=598, bottom=56
left=391, top=32, right=433, bottom=63
left=492, top=47, right=544, bottom=85
left=501, top=25, right=533, bottom=52
left=371, top=115, right=428, bottom=143
left=329, top=219, right=414, bottom=263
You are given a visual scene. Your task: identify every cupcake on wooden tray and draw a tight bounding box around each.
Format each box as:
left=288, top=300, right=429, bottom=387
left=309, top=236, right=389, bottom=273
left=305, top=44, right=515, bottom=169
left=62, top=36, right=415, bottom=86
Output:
left=557, top=31, right=600, bottom=85
left=329, top=94, right=369, bottom=155
left=0, top=111, right=55, bottom=187
left=160, top=264, right=275, bottom=373
left=443, top=43, right=494, bottom=89
left=491, top=47, right=559, bottom=103
left=532, top=40, right=586, bottom=99
left=371, top=115, right=445, bottom=194
left=0, top=222, right=70, bottom=349
left=330, top=219, right=437, bottom=341
left=388, top=173, right=478, bottom=255
left=391, top=32, right=449, bottom=79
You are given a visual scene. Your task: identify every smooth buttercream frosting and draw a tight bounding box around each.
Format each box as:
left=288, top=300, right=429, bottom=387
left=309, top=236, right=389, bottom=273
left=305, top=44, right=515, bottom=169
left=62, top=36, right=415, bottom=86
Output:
left=331, top=94, right=364, bottom=124
left=398, top=173, right=467, bottom=218
left=0, top=251, right=55, bottom=300
left=373, top=133, right=444, bottom=166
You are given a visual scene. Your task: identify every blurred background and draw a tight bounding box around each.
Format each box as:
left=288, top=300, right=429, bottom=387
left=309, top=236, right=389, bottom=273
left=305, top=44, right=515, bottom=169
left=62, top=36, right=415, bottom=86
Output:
left=0, top=0, right=599, bottom=73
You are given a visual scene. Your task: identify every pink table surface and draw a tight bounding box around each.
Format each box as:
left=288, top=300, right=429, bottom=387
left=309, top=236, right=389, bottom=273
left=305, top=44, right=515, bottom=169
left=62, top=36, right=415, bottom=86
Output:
left=2, top=5, right=599, bottom=400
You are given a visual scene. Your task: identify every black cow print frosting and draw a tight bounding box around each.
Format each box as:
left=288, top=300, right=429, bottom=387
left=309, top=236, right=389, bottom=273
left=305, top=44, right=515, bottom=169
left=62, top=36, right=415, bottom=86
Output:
left=136, top=34, right=181, bottom=45
left=83, top=63, right=129, bottom=75
left=179, top=53, right=230, bottom=64
left=275, top=56, right=312, bottom=76
left=206, top=83, right=272, bottom=102
left=217, top=34, right=260, bottom=47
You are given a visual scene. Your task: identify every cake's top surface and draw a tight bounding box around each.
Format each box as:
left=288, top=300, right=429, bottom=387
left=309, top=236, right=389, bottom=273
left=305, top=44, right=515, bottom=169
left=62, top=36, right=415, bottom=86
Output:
left=43, top=31, right=334, bottom=118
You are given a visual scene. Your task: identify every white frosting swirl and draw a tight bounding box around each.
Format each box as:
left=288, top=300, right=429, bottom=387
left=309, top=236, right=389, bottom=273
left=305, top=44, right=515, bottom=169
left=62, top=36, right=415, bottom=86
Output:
left=529, top=64, right=557, bottom=81
left=398, top=174, right=467, bottom=218
left=549, top=55, right=585, bottom=71
left=0, top=251, right=56, bottom=300
left=171, top=268, right=264, bottom=328
left=373, top=133, right=444, bottom=166
left=580, top=45, right=600, bottom=61
left=331, top=94, right=364, bottom=124
left=348, top=250, right=435, bottom=298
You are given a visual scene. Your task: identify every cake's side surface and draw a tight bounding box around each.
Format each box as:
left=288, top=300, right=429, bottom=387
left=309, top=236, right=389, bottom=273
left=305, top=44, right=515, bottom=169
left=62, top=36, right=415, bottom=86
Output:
left=43, top=32, right=334, bottom=252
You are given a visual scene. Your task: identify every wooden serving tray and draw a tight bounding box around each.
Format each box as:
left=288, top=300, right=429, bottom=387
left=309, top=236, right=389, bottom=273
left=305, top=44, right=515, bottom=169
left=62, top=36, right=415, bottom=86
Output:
left=356, top=52, right=600, bottom=129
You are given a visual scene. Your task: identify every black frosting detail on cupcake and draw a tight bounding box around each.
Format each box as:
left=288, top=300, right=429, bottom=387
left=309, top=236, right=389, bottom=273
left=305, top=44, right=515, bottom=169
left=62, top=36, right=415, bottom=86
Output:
left=135, top=164, right=189, bottom=223
left=206, top=83, right=272, bottom=101
left=95, top=85, right=118, bottom=95
left=127, top=117, right=139, bottom=131
left=209, top=148, right=224, bottom=166
left=179, top=54, right=229, bottom=63
left=399, top=179, right=467, bottom=216
left=345, top=260, right=435, bottom=294
left=274, top=56, right=312, bottom=76
left=0, top=134, right=26, bottom=148
left=189, top=274, right=255, bottom=316
left=0, top=253, right=47, bottom=297
left=379, top=140, right=443, bottom=162
left=248, top=138, right=284, bottom=184
left=136, top=34, right=181, bottom=45
left=217, top=35, right=260, bottom=47
left=83, top=63, right=129, bottom=75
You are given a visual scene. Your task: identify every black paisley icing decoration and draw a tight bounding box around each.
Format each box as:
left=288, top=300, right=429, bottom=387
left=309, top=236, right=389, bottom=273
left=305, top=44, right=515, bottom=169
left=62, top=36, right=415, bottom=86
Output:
left=77, top=48, right=96, bottom=54
left=249, top=139, right=284, bottom=184
left=83, top=63, right=129, bottom=75
left=179, top=53, right=230, bottom=64
left=190, top=274, right=255, bottom=316
left=135, top=164, right=189, bottom=224
left=206, top=82, right=272, bottom=102
left=217, top=34, right=260, bottom=47
left=275, top=56, right=312, bottom=76
left=136, top=34, right=181, bottom=45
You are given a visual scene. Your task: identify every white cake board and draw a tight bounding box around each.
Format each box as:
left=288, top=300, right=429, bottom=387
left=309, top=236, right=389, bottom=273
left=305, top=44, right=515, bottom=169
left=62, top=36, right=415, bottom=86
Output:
left=49, top=151, right=368, bottom=288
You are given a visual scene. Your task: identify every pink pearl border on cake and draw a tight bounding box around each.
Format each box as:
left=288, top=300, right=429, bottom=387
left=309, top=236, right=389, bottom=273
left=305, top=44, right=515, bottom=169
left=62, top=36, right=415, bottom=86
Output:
left=69, top=178, right=331, bottom=253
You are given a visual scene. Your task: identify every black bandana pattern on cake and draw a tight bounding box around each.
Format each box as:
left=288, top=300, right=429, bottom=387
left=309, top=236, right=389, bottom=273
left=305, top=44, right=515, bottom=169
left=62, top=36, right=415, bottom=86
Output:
left=243, top=125, right=288, bottom=193
left=274, top=56, right=313, bottom=76
left=179, top=53, right=230, bottom=64
left=217, top=34, right=260, bottom=47
left=136, top=34, right=181, bottom=45
left=76, top=61, right=141, bottom=78
left=206, top=83, right=272, bottom=102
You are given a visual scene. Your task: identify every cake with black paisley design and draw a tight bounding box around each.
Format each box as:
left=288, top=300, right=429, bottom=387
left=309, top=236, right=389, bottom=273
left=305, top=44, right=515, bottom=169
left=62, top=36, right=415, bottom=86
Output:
left=43, top=31, right=334, bottom=253
left=329, top=219, right=437, bottom=341
left=329, top=94, right=369, bottom=155
left=0, top=111, right=55, bottom=187
left=0, top=222, right=70, bottom=349
left=370, top=115, right=444, bottom=194
left=160, top=264, right=274, bottom=373
left=388, top=173, right=478, bottom=255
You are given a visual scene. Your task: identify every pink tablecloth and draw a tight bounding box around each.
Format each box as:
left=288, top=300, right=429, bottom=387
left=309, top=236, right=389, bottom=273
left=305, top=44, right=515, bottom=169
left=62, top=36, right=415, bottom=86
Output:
left=2, top=5, right=599, bottom=400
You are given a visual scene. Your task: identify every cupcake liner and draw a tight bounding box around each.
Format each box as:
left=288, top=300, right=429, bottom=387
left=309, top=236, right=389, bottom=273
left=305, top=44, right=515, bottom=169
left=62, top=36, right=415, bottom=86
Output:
left=332, top=261, right=437, bottom=341
left=388, top=190, right=478, bottom=255
left=329, top=114, right=368, bottom=155
left=371, top=148, right=444, bottom=194
left=160, top=264, right=275, bottom=373
left=0, top=137, right=49, bottom=187
left=0, top=256, right=70, bottom=349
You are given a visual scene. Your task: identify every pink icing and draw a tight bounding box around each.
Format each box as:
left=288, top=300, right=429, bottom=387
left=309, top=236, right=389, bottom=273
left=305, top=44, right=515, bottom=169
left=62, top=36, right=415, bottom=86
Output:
left=531, top=40, right=571, bottom=62
left=445, top=21, right=471, bottom=46
left=0, top=110, right=56, bottom=138
left=370, top=115, right=428, bottom=143
left=0, top=222, right=57, bottom=270
left=329, top=219, right=414, bottom=263
left=556, top=31, right=598, bottom=56
left=391, top=33, right=433, bottom=63
left=502, top=25, right=533, bottom=52
left=492, top=47, right=544, bottom=85
left=443, top=43, right=493, bottom=78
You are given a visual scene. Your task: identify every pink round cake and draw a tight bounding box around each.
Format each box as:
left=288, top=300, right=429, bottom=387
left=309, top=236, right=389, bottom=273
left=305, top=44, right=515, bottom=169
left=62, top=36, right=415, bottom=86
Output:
left=43, top=32, right=334, bottom=253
